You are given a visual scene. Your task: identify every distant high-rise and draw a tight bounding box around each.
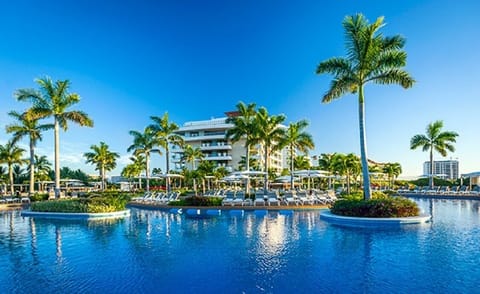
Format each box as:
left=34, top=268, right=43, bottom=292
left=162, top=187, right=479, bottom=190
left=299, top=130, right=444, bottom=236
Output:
left=423, top=160, right=459, bottom=180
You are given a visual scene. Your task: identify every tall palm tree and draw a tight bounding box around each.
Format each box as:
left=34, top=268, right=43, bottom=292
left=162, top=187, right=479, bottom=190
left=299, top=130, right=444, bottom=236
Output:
left=121, top=156, right=144, bottom=192
left=15, top=77, right=94, bottom=198
left=0, top=141, right=27, bottom=195
left=410, top=120, right=458, bottom=188
left=316, top=14, right=415, bottom=199
left=182, top=144, right=204, bottom=195
left=13, top=165, right=26, bottom=184
left=226, top=102, right=258, bottom=193
left=280, top=119, right=315, bottom=189
left=332, top=153, right=361, bottom=194
left=383, top=162, right=402, bottom=188
left=149, top=112, right=184, bottom=192
left=6, top=111, right=53, bottom=195
left=253, top=107, right=286, bottom=194
left=127, top=127, right=161, bottom=192
left=84, top=142, right=120, bottom=191
left=238, top=156, right=260, bottom=171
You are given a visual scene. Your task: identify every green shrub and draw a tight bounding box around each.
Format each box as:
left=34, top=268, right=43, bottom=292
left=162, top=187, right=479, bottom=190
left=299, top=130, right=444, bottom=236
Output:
left=30, top=193, right=49, bottom=202
left=331, top=196, right=419, bottom=218
left=30, top=193, right=129, bottom=213
left=168, top=196, right=223, bottom=206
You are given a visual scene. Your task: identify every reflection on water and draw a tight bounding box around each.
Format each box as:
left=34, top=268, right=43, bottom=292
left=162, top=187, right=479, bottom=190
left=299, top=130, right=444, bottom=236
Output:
left=1, top=201, right=480, bottom=293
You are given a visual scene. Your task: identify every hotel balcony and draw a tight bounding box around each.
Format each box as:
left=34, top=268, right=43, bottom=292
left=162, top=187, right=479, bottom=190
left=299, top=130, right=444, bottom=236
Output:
left=200, top=144, right=232, bottom=151
left=184, top=134, right=226, bottom=142
left=204, top=155, right=232, bottom=161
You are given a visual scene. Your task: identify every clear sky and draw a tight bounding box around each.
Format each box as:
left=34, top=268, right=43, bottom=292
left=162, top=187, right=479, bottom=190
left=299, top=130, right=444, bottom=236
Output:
left=1, top=0, right=479, bottom=178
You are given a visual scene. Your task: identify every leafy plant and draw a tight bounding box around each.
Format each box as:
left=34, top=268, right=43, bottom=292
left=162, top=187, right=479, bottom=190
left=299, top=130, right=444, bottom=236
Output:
left=331, top=196, right=419, bottom=217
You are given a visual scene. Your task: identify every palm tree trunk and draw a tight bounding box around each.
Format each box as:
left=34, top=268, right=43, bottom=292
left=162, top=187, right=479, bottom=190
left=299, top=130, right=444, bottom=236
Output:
left=429, top=147, right=434, bottom=188
left=263, top=145, right=268, bottom=194
left=29, top=139, right=35, bottom=195
left=166, top=145, right=170, bottom=193
left=192, top=161, right=197, bottom=196
left=146, top=154, right=150, bottom=192
left=346, top=173, right=351, bottom=194
left=290, top=143, right=294, bottom=190
left=54, top=118, right=61, bottom=199
left=9, top=165, right=14, bottom=195
left=358, top=86, right=372, bottom=200
left=101, top=165, right=106, bottom=191
left=245, top=144, right=250, bottom=194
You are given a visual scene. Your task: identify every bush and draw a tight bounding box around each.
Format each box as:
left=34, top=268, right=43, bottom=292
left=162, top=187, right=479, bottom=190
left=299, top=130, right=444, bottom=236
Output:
left=331, top=196, right=419, bottom=218
left=30, top=193, right=129, bottom=213
left=169, top=196, right=223, bottom=207
left=30, top=193, right=49, bottom=202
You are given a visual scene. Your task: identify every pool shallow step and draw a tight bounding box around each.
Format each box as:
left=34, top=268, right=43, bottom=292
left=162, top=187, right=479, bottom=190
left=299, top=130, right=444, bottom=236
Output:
left=229, top=210, right=244, bottom=216
left=279, top=210, right=294, bottom=215
left=254, top=210, right=268, bottom=217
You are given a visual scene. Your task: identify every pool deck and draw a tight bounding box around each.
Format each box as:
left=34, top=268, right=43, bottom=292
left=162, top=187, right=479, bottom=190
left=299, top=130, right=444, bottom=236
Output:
left=0, top=203, right=26, bottom=211
left=128, top=201, right=329, bottom=211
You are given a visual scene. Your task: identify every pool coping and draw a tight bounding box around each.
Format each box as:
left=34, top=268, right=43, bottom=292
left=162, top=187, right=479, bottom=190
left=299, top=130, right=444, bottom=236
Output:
left=21, top=209, right=131, bottom=220
left=320, top=210, right=431, bottom=227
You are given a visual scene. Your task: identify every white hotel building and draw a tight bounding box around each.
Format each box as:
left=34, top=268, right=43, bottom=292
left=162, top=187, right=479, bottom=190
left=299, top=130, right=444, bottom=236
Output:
left=171, top=112, right=289, bottom=173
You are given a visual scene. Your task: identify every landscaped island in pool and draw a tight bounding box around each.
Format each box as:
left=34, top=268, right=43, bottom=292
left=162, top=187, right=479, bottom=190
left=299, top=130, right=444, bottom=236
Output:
left=1, top=198, right=479, bottom=292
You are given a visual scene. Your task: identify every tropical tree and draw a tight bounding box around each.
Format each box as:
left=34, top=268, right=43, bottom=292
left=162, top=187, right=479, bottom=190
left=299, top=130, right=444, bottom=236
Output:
left=13, top=165, right=27, bottom=184
left=84, top=142, right=119, bottom=191
left=197, top=160, right=215, bottom=193
left=121, top=156, right=144, bottom=192
left=225, top=102, right=258, bottom=192
left=410, top=120, right=458, bottom=188
left=0, top=141, right=27, bottom=195
left=318, top=153, right=336, bottom=189
left=294, top=155, right=311, bottom=170
left=316, top=14, right=415, bottom=199
left=15, top=77, right=94, bottom=198
left=127, top=127, right=161, bottom=192
left=6, top=111, right=53, bottom=195
left=332, top=153, right=361, bottom=194
left=281, top=119, right=315, bottom=189
left=182, top=144, right=204, bottom=195
left=30, top=155, right=52, bottom=191
left=152, top=168, right=162, bottom=176
left=383, top=162, right=402, bottom=188
left=149, top=112, right=184, bottom=192
left=252, top=107, right=286, bottom=193
left=238, top=156, right=260, bottom=171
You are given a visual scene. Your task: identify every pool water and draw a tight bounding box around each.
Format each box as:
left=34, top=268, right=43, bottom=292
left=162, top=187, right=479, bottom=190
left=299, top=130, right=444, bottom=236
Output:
left=1, top=198, right=480, bottom=293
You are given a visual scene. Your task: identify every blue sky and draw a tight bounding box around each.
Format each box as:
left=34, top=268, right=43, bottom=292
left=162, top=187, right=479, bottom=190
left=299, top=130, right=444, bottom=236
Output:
left=0, top=0, right=479, bottom=178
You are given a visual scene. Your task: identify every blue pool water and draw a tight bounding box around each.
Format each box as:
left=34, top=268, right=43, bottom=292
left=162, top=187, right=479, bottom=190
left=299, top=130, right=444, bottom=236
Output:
left=1, top=198, right=480, bottom=293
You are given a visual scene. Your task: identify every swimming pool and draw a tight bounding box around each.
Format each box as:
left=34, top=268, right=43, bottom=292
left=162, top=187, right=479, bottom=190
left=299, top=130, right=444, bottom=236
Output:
left=1, top=198, right=479, bottom=293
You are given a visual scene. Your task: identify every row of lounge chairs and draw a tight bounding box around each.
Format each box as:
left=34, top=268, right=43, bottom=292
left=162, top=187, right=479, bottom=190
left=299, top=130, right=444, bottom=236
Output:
left=132, top=191, right=180, bottom=204
left=221, top=190, right=337, bottom=207
left=398, top=185, right=480, bottom=196
left=0, top=196, right=30, bottom=204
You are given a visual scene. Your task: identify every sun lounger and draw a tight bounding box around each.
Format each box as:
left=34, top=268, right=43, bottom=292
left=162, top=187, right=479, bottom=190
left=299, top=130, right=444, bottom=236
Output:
left=254, top=191, right=266, bottom=206
left=222, top=191, right=235, bottom=206
left=267, top=191, right=280, bottom=206
left=283, top=191, right=299, bottom=206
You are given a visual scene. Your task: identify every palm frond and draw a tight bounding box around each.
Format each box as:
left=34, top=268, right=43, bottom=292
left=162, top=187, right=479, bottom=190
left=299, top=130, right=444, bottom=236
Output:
left=322, top=76, right=357, bottom=103
left=369, top=68, right=415, bottom=88
left=316, top=57, right=354, bottom=77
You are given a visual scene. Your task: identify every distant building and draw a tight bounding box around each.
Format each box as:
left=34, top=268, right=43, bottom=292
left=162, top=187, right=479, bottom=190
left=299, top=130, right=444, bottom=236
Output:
left=423, top=160, right=459, bottom=180
left=172, top=112, right=290, bottom=173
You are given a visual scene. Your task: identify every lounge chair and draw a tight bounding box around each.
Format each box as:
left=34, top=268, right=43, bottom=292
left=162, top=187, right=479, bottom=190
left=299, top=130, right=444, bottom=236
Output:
left=254, top=191, right=266, bottom=206
left=233, top=191, right=246, bottom=206
left=267, top=191, right=280, bottom=206
left=222, top=191, right=235, bottom=206
left=283, top=191, right=299, bottom=206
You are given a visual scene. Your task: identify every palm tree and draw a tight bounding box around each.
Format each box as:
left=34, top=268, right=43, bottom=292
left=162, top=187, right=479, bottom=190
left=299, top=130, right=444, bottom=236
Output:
left=121, top=156, right=144, bottom=192
left=30, top=155, right=52, bottom=191
left=318, top=153, right=335, bottom=189
left=410, top=120, right=458, bottom=188
left=332, top=153, right=361, bottom=194
left=226, top=102, right=258, bottom=193
left=281, top=119, right=315, bottom=189
left=127, top=127, right=161, bottom=192
left=149, top=112, right=184, bottom=192
left=13, top=165, right=26, bottom=184
left=6, top=111, right=53, bottom=195
left=294, top=155, right=311, bottom=170
left=383, top=162, right=402, bottom=188
left=197, top=160, right=215, bottom=194
left=253, top=107, right=286, bottom=193
left=0, top=141, right=27, bottom=195
left=84, top=142, right=120, bottom=191
left=15, top=77, right=94, bottom=198
left=316, top=14, right=415, bottom=199
left=238, top=156, right=260, bottom=171
left=182, top=144, right=204, bottom=195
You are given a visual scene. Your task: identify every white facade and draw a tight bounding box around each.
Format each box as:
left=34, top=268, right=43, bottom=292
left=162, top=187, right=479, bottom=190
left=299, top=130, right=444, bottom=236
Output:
left=171, top=115, right=289, bottom=173
left=423, top=160, right=459, bottom=180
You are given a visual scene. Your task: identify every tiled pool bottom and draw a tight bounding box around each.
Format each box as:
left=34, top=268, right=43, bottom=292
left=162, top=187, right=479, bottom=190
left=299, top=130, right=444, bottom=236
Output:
left=1, top=198, right=480, bottom=293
